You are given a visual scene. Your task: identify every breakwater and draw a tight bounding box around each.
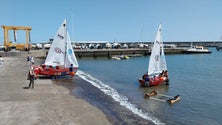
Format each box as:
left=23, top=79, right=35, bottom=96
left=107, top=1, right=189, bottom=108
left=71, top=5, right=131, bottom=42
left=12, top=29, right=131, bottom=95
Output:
left=0, top=48, right=186, bottom=58
left=0, top=50, right=46, bottom=58
left=74, top=48, right=185, bottom=58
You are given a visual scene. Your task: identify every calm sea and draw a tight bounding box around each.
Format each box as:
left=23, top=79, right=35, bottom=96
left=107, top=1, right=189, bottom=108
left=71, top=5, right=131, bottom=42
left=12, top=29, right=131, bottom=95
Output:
left=72, top=48, right=222, bottom=125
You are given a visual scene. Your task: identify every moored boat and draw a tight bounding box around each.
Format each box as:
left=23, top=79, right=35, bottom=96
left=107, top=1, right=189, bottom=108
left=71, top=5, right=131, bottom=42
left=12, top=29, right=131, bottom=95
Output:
left=111, top=56, right=121, bottom=60
left=111, top=55, right=130, bottom=60
left=183, top=44, right=211, bottom=54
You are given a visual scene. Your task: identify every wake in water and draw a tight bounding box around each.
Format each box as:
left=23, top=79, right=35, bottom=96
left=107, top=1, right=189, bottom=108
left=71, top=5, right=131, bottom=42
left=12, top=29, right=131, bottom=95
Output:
left=76, top=70, right=164, bottom=125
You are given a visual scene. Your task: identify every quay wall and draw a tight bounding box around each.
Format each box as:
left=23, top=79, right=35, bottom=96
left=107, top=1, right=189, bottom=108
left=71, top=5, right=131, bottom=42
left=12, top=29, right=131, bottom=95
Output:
left=74, top=41, right=222, bottom=48
left=164, top=41, right=222, bottom=47
left=0, top=48, right=185, bottom=58
left=74, top=48, right=185, bottom=58
left=0, top=50, right=47, bottom=58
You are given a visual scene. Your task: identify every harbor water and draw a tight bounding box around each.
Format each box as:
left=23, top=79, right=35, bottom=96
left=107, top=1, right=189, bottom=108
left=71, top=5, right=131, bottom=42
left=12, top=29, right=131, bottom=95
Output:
left=71, top=48, right=222, bottom=125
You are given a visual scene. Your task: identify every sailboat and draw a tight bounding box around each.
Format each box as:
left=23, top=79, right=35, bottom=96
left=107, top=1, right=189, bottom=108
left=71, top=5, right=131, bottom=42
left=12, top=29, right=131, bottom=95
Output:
left=34, top=19, right=79, bottom=77
left=138, top=24, right=169, bottom=87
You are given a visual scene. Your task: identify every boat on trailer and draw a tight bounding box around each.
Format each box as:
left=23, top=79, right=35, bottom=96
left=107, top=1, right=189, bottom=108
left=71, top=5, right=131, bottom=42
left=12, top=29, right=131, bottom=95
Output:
left=138, top=24, right=169, bottom=87
left=34, top=19, right=79, bottom=78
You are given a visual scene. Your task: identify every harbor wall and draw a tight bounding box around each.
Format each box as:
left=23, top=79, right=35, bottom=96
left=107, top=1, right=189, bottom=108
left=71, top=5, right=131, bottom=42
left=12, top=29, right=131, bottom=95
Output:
left=0, top=48, right=185, bottom=58
left=0, top=50, right=47, bottom=58
left=74, top=48, right=185, bottom=58
left=1, top=41, right=220, bottom=58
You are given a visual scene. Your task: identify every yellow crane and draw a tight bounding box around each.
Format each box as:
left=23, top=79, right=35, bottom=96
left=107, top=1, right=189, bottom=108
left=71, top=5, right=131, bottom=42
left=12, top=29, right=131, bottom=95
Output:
left=1, top=25, right=32, bottom=51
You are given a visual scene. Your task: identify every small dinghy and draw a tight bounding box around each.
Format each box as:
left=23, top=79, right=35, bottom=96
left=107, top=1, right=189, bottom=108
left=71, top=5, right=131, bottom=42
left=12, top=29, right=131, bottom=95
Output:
left=138, top=24, right=169, bottom=87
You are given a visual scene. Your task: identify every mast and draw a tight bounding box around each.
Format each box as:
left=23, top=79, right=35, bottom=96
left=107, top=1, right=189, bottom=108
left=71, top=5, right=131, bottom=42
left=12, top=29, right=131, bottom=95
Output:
left=64, top=19, right=67, bottom=66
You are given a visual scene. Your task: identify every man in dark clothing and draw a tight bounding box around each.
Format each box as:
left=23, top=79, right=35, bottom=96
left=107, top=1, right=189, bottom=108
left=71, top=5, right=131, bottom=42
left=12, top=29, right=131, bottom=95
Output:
left=69, top=64, right=74, bottom=78
left=69, top=64, right=73, bottom=72
left=28, top=70, right=35, bottom=89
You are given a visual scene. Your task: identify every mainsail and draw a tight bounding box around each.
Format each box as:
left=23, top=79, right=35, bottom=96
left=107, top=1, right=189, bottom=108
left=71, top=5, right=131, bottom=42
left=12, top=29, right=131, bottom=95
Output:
left=44, top=19, right=67, bottom=66
left=148, top=24, right=167, bottom=75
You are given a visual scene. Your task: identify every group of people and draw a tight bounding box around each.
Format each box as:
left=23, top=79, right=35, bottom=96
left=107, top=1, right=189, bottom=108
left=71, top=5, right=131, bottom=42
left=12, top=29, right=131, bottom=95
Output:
left=142, top=70, right=168, bottom=82
left=159, top=70, right=169, bottom=81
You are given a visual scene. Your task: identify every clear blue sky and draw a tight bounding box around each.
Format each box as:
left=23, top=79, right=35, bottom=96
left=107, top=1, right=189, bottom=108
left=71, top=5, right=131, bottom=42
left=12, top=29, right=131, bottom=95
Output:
left=1, top=0, right=222, bottom=44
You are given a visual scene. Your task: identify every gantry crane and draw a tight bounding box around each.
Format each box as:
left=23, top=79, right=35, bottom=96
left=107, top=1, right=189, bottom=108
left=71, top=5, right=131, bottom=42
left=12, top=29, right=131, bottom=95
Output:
left=1, top=25, right=32, bottom=51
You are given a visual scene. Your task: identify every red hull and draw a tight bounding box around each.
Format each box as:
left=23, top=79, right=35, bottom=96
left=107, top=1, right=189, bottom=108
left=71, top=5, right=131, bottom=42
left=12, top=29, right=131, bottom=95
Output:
left=138, top=78, right=169, bottom=87
left=34, top=65, right=78, bottom=77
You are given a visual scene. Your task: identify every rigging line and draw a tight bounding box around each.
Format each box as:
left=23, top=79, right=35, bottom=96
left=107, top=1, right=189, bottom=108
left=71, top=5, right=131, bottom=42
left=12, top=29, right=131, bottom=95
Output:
left=71, top=9, right=75, bottom=42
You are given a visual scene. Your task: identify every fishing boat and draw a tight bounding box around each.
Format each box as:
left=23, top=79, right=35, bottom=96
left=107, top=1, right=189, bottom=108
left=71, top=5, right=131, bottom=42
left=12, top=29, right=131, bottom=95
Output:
left=34, top=19, right=79, bottom=78
left=183, top=43, right=211, bottom=54
left=138, top=24, right=169, bottom=87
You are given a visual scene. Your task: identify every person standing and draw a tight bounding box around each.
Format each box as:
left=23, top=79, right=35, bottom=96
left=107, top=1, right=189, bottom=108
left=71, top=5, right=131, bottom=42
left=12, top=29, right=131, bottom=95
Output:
left=28, top=69, right=35, bottom=89
left=0, top=58, right=3, bottom=69
left=27, top=55, right=34, bottom=63
left=30, top=56, right=34, bottom=63
left=27, top=55, right=31, bottom=62
left=69, top=64, right=74, bottom=78
left=30, top=62, right=35, bottom=70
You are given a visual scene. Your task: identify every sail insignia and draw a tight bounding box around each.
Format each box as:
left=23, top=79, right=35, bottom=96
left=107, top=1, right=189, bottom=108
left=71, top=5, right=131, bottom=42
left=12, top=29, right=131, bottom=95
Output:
left=54, top=47, right=65, bottom=54
left=57, top=34, right=64, bottom=39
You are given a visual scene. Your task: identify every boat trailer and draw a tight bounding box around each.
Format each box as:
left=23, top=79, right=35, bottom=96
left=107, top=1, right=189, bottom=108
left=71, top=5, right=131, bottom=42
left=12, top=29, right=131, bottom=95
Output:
left=144, top=90, right=180, bottom=104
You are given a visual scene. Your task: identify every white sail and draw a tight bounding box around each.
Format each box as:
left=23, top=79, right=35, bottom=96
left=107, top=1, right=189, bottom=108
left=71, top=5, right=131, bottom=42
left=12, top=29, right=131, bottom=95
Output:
left=160, top=42, right=167, bottom=71
left=65, top=31, right=79, bottom=68
left=148, top=24, right=162, bottom=75
left=44, top=19, right=67, bottom=66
